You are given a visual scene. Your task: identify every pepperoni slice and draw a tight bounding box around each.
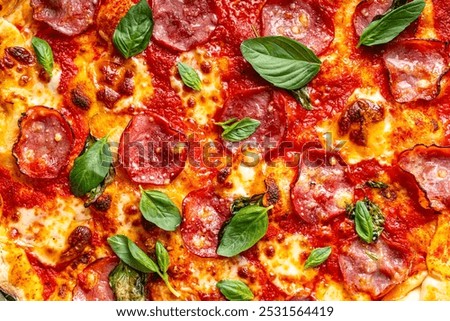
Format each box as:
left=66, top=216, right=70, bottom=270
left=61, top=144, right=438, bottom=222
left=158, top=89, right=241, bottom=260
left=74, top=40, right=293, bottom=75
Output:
left=339, top=239, right=410, bottom=298
left=181, top=188, right=231, bottom=258
left=291, top=150, right=353, bottom=224
left=383, top=39, right=449, bottom=103
left=353, top=0, right=393, bottom=36
left=216, top=88, right=286, bottom=152
left=398, top=145, right=450, bottom=212
left=30, top=0, right=99, bottom=36
left=119, top=114, right=186, bottom=185
left=72, top=257, right=119, bottom=301
left=261, top=0, right=335, bottom=55
left=12, top=106, right=74, bottom=179
left=151, top=0, right=218, bottom=52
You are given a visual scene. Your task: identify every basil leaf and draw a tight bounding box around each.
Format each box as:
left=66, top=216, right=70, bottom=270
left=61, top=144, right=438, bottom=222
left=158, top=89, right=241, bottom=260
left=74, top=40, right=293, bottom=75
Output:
left=107, top=235, right=151, bottom=273
left=109, top=261, right=146, bottom=301
left=70, top=136, right=112, bottom=197
left=155, top=241, right=169, bottom=273
left=358, top=0, right=425, bottom=47
left=348, top=198, right=385, bottom=241
left=127, top=238, right=160, bottom=273
left=366, top=181, right=388, bottom=189
left=217, top=280, right=254, bottom=301
left=113, top=0, right=153, bottom=59
left=140, top=189, right=181, bottom=231
left=217, top=205, right=270, bottom=257
left=231, top=193, right=265, bottom=214
left=291, top=87, right=313, bottom=111
left=31, top=36, right=53, bottom=76
left=241, top=36, right=321, bottom=90
left=304, top=246, right=332, bottom=269
left=177, top=62, right=202, bottom=91
left=355, top=201, right=374, bottom=243
left=216, top=117, right=261, bottom=142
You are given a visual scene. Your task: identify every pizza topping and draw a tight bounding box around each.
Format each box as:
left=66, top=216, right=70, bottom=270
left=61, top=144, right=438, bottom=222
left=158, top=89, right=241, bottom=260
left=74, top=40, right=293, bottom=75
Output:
left=71, top=87, right=91, bottom=110
left=353, top=0, right=394, bottom=37
left=216, top=88, right=286, bottom=152
left=181, top=188, right=230, bottom=258
left=152, top=0, right=218, bottom=52
left=177, top=62, right=202, bottom=91
left=109, top=261, right=146, bottom=301
left=5, top=47, right=35, bottom=65
left=217, top=205, right=270, bottom=258
left=261, top=0, right=334, bottom=55
left=304, top=246, right=332, bottom=269
left=13, top=106, right=74, bottom=179
left=291, top=87, right=313, bottom=111
left=113, top=0, right=153, bottom=59
left=383, top=39, right=448, bottom=103
left=31, top=37, right=54, bottom=77
left=216, top=280, right=254, bottom=301
left=291, top=150, right=354, bottom=224
left=338, top=99, right=385, bottom=146
left=338, top=239, right=410, bottom=298
left=70, top=136, right=113, bottom=197
left=30, top=0, right=99, bottom=36
left=59, top=226, right=92, bottom=266
left=358, top=0, right=425, bottom=47
left=72, top=257, right=119, bottom=301
left=347, top=198, right=385, bottom=242
left=240, top=36, right=321, bottom=90
left=216, top=117, right=261, bottom=143
left=119, top=114, right=187, bottom=185
left=398, top=145, right=450, bottom=211
left=139, top=189, right=181, bottom=231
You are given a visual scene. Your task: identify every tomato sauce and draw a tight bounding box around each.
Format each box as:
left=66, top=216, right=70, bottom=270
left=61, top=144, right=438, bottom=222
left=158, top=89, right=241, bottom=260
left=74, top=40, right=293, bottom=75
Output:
left=432, top=0, right=450, bottom=41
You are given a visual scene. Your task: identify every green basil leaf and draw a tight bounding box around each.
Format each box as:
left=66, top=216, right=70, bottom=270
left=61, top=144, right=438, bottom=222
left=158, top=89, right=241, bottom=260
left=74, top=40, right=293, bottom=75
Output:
left=127, top=239, right=160, bottom=273
left=365, top=181, right=388, bottom=189
left=113, top=0, right=153, bottom=59
left=348, top=198, right=385, bottom=241
left=31, top=36, right=53, bottom=76
left=70, top=136, right=112, bottom=197
left=155, top=241, right=169, bottom=273
left=107, top=235, right=151, bottom=273
left=241, top=36, right=321, bottom=90
left=177, top=62, right=202, bottom=91
left=291, top=87, right=313, bottom=111
left=109, top=261, right=146, bottom=301
left=304, top=246, right=332, bottom=269
left=139, top=190, right=181, bottom=231
left=355, top=201, right=374, bottom=243
left=217, top=280, right=254, bottom=301
left=358, top=0, right=425, bottom=47
left=217, top=205, right=270, bottom=257
left=217, top=117, right=261, bottom=142
left=231, top=193, right=265, bottom=214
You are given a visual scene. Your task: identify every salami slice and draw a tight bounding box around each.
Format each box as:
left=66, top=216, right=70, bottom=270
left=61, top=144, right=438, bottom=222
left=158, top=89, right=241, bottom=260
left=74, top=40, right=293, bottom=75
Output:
left=119, top=114, right=186, bottom=185
left=261, top=0, right=335, bottom=55
left=339, top=239, right=410, bottom=298
left=398, top=145, right=450, bottom=212
left=383, top=39, right=449, bottom=103
left=72, top=257, right=118, bottom=301
left=12, top=106, right=74, bottom=179
left=181, top=188, right=230, bottom=258
left=216, top=88, right=286, bottom=152
left=30, top=0, right=98, bottom=36
left=291, top=150, right=353, bottom=224
left=151, top=0, right=218, bottom=52
left=353, top=0, right=393, bottom=36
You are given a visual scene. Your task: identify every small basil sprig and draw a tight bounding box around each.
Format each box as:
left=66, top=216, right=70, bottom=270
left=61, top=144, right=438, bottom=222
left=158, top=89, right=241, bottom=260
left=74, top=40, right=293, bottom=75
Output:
left=358, top=0, right=425, bottom=47
left=108, top=235, right=180, bottom=297
left=217, top=205, right=271, bottom=257
left=109, top=261, right=146, bottom=301
left=304, top=246, right=332, bottom=269
left=113, top=0, right=153, bottom=59
left=354, top=201, right=374, bottom=243
left=70, top=135, right=113, bottom=197
left=177, top=62, right=202, bottom=91
left=291, top=87, right=313, bottom=111
left=365, top=181, right=388, bottom=189
left=241, top=36, right=321, bottom=90
left=139, top=189, right=181, bottom=231
left=231, top=193, right=264, bottom=214
left=217, top=280, right=254, bottom=301
left=31, top=36, right=53, bottom=76
left=216, top=117, right=261, bottom=142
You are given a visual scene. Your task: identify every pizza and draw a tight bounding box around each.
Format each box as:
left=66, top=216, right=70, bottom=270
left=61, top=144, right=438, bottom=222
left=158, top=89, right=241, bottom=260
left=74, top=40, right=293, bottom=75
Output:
left=0, top=0, right=449, bottom=301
